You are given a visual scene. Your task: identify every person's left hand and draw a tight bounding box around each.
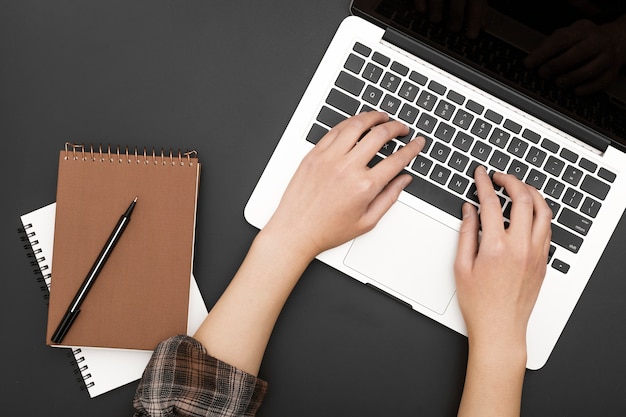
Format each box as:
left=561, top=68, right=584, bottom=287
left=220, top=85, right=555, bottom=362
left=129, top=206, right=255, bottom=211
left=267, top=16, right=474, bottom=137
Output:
left=263, top=111, right=425, bottom=260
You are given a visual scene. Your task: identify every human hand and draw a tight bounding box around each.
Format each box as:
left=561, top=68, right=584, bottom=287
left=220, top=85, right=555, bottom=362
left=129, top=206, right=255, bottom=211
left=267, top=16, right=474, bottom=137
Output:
left=454, top=167, right=552, bottom=353
left=524, top=18, right=626, bottom=95
left=414, top=0, right=487, bottom=38
left=263, top=111, right=425, bottom=260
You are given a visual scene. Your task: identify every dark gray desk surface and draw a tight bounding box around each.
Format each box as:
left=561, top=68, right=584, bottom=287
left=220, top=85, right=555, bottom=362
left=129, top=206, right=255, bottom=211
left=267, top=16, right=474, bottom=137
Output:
left=2, top=1, right=625, bottom=415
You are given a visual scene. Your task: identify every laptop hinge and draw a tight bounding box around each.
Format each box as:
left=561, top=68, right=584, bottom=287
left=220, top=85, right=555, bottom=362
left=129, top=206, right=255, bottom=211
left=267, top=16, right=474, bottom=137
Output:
left=382, top=28, right=611, bottom=154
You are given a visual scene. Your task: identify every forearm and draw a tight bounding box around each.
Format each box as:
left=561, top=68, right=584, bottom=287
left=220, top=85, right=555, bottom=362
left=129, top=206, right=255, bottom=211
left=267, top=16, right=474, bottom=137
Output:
left=457, top=342, right=527, bottom=417
left=193, top=228, right=314, bottom=376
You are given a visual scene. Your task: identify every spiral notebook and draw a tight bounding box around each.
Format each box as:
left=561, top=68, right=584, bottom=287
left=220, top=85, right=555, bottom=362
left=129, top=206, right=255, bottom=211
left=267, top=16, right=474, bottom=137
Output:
left=20, top=202, right=209, bottom=397
left=46, top=144, right=201, bottom=350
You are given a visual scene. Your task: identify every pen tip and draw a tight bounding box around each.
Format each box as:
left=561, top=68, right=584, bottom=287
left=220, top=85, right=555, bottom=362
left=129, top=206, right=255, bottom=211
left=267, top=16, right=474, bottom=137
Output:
left=134, top=196, right=138, bottom=202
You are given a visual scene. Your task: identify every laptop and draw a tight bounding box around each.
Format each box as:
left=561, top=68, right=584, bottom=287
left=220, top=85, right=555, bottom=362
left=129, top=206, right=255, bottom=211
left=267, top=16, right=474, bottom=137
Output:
left=245, top=0, right=626, bottom=369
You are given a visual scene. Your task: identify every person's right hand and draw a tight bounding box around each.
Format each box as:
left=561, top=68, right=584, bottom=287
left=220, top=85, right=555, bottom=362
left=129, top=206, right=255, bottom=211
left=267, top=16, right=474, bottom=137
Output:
left=454, top=166, right=552, bottom=353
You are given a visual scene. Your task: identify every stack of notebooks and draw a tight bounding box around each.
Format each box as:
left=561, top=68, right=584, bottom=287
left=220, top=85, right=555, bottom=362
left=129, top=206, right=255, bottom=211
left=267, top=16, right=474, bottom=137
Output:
left=19, top=143, right=207, bottom=397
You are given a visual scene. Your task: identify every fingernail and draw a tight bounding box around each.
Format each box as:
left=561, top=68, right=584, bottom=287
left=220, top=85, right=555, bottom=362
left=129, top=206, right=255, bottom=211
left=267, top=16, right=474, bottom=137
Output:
left=462, top=203, right=473, bottom=218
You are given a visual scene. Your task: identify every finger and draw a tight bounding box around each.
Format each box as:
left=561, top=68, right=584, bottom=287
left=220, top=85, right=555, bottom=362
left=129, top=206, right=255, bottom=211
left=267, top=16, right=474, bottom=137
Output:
left=474, top=166, right=505, bottom=233
left=524, top=29, right=579, bottom=69
left=317, top=111, right=389, bottom=153
left=529, top=187, right=553, bottom=250
left=558, top=53, right=613, bottom=90
left=465, top=0, right=487, bottom=39
left=428, top=0, right=444, bottom=23
left=362, top=174, right=413, bottom=228
left=447, top=0, right=466, bottom=32
left=492, top=172, right=535, bottom=236
left=370, top=136, right=425, bottom=182
left=454, top=203, right=479, bottom=277
left=350, top=119, right=409, bottom=164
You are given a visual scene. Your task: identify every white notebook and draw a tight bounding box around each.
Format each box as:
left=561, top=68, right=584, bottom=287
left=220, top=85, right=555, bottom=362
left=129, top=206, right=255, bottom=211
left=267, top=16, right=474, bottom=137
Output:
left=20, top=202, right=208, bottom=397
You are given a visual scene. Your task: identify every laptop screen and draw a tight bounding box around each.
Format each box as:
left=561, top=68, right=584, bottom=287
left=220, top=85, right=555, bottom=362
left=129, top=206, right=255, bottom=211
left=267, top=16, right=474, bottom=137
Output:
left=351, top=0, right=626, bottom=148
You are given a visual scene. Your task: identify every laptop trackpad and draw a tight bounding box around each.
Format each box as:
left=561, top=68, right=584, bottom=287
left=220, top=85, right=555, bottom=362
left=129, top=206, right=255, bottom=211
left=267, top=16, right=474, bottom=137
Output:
left=343, top=202, right=458, bottom=315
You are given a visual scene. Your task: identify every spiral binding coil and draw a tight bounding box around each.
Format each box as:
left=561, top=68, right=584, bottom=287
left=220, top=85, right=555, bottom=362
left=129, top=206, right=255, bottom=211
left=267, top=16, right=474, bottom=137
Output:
left=18, top=222, right=51, bottom=301
left=68, top=348, right=95, bottom=390
left=64, top=142, right=198, bottom=166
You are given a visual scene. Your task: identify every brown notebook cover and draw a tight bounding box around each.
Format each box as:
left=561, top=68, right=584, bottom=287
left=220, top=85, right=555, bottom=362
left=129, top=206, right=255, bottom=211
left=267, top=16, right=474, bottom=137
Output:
left=46, top=144, right=201, bottom=350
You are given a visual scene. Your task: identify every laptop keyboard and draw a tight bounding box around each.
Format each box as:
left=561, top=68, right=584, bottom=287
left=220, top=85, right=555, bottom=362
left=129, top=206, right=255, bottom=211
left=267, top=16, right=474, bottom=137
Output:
left=305, top=42, right=617, bottom=275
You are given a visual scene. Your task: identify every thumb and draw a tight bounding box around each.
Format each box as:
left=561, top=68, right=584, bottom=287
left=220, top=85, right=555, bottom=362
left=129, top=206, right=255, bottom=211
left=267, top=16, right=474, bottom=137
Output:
left=454, top=203, right=479, bottom=276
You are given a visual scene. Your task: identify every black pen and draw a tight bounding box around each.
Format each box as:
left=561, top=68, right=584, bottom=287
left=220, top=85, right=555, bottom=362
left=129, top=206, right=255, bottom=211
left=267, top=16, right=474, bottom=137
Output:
left=51, top=196, right=138, bottom=344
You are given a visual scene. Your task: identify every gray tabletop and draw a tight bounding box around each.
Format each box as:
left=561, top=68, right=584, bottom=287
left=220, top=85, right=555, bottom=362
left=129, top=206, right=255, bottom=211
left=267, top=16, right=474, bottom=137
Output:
left=2, top=1, right=626, bottom=415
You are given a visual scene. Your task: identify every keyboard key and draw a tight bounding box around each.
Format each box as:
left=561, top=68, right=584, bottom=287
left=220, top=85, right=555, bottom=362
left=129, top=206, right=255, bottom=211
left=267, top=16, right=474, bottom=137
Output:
left=434, top=100, right=456, bottom=120
left=428, top=80, right=446, bottom=95
left=545, top=178, right=565, bottom=199
left=335, top=71, right=365, bottom=96
left=396, top=127, right=415, bottom=144
left=552, top=259, right=570, bottom=274
left=507, top=159, right=529, bottom=180
left=562, top=187, right=583, bottom=208
left=416, top=91, right=437, bottom=111
left=470, top=119, right=492, bottom=139
left=448, top=173, right=470, bottom=194
left=317, top=106, right=346, bottom=128
left=560, top=148, right=578, bottom=163
left=551, top=223, right=583, bottom=253
left=430, top=164, right=452, bottom=185
left=471, top=141, right=492, bottom=162
left=525, top=146, right=547, bottom=167
left=380, top=94, right=402, bottom=114
left=452, top=131, right=474, bottom=152
left=558, top=207, right=592, bottom=236
left=446, top=90, right=465, bottom=105
left=409, top=70, right=428, bottom=85
left=390, top=61, right=409, bottom=76
left=526, top=169, right=547, bottom=190
left=521, top=128, right=540, bottom=143
left=448, top=151, right=469, bottom=172
left=545, top=198, right=560, bottom=218
left=489, top=150, right=510, bottom=171
left=398, top=81, right=419, bottom=102
left=579, top=158, right=597, bottom=173
left=503, top=119, right=522, bottom=134
left=398, top=103, right=419, bottom=124
left=467, top=160, right=487, bottom=177
left=326, top=88, right=360, bottom=115
left=452, top=109, right=474, bottom=130
left=488, top=128, right=510, bottom=148
left=598, top=167, right=616, bottom=183
left=379, top=140, right=396, bottom=156
left=465, top=100, right=484, bottom=114
left=381, top=72, right=401, bottom=93
left=562, top=165, right=583, bottom=186
left=362, top=85, right=384, bottom=106
left=404, top=170, right=466, bottom=219
left=580, top=197, right=601, bottom=218
left=344, top=54, right=365, bottom=74
left=416, top=113, right=437, bottom=133
left=541, top=138, right=559, bottom=153
left=507, top=137, right=529, bottom=158
left=545, top=156, right=565, bottom=176
left=412, top=155, right=433, bottom=175
left=372, top=51, right=390, bottom=66
left=434, top=122, right=456, bottom=142
left=362, top=63, right=384, bottom=83
left=353, top=42, right=371, bottom=57
left=580, top=175, right=610, bottom=200
left=306, top=123, right=329, bottom=144
left=431, top=142, right=451, bottom=163
left=484, top=109, right=503, bottom=124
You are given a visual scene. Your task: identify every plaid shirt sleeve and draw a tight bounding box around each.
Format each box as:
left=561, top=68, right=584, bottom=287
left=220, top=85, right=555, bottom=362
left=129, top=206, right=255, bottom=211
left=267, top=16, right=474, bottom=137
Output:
left=133, top=335, right=268, bottom=417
